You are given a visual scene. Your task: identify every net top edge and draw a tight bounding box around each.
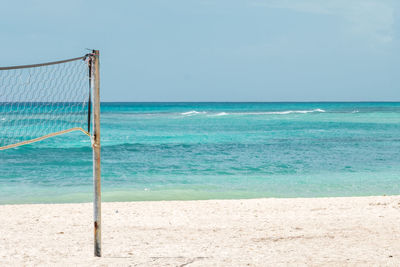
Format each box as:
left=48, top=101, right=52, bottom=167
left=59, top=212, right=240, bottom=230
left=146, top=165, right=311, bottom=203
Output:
left=0, top=55, right=88, bottom=70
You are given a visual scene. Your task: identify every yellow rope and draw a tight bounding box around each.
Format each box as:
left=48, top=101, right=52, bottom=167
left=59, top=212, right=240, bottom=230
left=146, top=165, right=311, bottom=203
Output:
left=0, top=127, right=91, bottom=151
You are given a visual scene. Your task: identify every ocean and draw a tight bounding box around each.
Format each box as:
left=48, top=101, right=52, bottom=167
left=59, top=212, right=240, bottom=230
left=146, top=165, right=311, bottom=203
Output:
left=1, top=102, right=400, bottom=204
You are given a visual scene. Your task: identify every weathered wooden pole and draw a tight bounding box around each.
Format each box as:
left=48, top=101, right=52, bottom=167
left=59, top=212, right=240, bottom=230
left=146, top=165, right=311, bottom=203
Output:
left=92, top=50, right=101, bottom=257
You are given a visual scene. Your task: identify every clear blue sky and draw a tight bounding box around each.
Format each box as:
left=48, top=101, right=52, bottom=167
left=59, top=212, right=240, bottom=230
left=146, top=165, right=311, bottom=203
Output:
left=1, top=0, right=399, bottom=101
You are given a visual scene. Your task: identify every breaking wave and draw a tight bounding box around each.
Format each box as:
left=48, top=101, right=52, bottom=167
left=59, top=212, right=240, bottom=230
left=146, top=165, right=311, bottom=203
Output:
left=181, top=110, right=207, bottom=116
left=180, top=109, right=326, bottom=116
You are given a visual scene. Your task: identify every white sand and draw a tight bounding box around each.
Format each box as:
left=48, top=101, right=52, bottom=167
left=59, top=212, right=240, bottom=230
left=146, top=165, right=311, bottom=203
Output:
left=1, top=196, right=400, bottom=266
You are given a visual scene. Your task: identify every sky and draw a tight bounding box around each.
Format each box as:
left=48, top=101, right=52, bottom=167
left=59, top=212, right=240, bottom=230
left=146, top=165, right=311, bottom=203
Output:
left=1, top=0, right=399, bottom=102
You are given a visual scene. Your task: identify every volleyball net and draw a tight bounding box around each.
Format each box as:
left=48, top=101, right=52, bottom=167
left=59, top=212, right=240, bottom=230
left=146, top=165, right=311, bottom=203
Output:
left=0, top=54, right=95, bottom=150
left=0, top=50, right=103, bottom=257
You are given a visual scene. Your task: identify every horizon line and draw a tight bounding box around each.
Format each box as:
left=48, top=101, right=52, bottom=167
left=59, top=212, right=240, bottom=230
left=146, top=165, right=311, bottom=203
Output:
left=99, top=101, right=400, bottom=103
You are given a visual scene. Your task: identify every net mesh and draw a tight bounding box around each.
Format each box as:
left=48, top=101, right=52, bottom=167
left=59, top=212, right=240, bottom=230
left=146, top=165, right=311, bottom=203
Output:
left=0, top=56, right=91, bottom=150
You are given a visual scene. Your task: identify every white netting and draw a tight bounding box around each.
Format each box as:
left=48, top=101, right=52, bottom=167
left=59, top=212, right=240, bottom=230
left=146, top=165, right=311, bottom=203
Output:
left=0, top=56, right=91, bottom=150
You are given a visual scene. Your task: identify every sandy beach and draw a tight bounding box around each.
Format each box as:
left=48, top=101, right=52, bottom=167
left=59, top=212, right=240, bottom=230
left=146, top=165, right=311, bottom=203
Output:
left=1, top=196, right=400, bottom=266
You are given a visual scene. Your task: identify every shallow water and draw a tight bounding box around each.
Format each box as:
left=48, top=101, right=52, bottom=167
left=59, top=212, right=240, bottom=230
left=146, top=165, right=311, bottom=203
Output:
left=1, top=102, right=400, bottom=204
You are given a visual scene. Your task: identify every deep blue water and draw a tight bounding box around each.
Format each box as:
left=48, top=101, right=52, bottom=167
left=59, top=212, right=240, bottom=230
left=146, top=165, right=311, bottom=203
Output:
left=1, top=102, right=400, bottom=204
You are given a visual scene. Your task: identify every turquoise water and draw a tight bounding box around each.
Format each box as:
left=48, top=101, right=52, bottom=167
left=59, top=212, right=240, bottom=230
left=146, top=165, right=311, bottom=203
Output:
left=1, top=102, right=400, bottom=204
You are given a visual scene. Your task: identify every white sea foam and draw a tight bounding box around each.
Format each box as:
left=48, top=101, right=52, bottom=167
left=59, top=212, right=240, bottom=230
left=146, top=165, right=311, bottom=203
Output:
left=181, top=110, right=206, bottom=116
left=209, top=112, right=229, bottom=117
left=237, top=109, right=326, bottom=115
left=273, top=108, right=325, bottom=114
left=180, top=109, right=325, bottom=117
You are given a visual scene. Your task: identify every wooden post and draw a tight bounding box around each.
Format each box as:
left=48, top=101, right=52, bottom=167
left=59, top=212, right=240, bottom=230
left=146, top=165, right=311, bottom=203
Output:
left=92, top=50, right=101, bottom=257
